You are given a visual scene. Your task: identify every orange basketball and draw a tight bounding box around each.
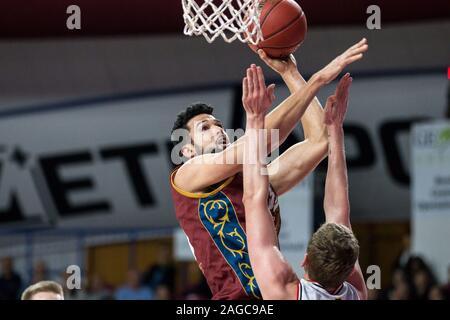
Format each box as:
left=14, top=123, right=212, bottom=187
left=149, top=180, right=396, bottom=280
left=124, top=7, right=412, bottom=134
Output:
left=249, top=0, right=307, bottom=59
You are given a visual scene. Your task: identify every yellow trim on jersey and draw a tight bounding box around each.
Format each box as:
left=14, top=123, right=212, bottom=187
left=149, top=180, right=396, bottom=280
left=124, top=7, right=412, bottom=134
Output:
left=170, top=168, right=235, bottom=199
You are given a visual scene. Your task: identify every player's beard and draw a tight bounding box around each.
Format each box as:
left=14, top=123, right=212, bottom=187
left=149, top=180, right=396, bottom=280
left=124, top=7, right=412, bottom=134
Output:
left=199, top=139, right=229, bottom=155
left=203, top=143, right=227, bottom=154
left=213, top=135, right=230, bottom=153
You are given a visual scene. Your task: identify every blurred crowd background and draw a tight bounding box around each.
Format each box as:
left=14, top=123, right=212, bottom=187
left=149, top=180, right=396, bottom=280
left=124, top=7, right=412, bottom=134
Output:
left=0, top=244, right=212, bottom=300
left=1, top=234, right=449, bottom=300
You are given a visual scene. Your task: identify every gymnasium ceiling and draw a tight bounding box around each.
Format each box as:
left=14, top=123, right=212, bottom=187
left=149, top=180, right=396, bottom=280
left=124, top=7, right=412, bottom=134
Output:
left=0, top=0, right=449, bottom=38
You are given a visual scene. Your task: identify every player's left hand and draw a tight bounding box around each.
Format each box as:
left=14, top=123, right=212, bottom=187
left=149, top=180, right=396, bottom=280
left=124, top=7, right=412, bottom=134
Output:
left=324, top=73, right=352, bottom=127
left=257, top=49, right=297, bottom=77
left=242, top=64, right=276, bottom=117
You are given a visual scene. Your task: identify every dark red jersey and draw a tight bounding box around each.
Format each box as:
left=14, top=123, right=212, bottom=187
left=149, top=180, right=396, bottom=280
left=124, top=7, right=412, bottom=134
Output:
left=170, top=168, right=281, bottom=300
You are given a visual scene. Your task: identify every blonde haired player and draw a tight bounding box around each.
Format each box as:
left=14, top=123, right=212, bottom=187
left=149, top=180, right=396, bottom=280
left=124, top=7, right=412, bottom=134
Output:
left=21, top=281, right=64, bottom=300
left=242, top=73, right=367, bottom=300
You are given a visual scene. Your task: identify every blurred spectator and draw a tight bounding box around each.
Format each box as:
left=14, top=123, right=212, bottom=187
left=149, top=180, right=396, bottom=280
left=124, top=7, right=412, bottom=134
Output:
left=388, top=281, right=411, bottom=300
left=442, top=265, right=450, bottom=300
left=75, top=274, right=113, bottom=300
left=428, top=285, right=445, bottom=300
left=384, top=268, right=412, bottom=300
left=142, top=246, right=175, bottom=291
left=412, top=270, right=434, bottom=300
left=394, top=233, right=412, bottom=269
left=179, top=263, right=211, bottom=300
left=383, top=255, right=447, bottom=301
left=83, top=274, right=113, bottom=300
left=21, top=281, right=64, bottom=300
left=392, top=268, right=409, bottom=288
left=405, top=256, right=427, bottom=277
left=405, top=256, right=437, bottom=284
left=0, top=256, right=22, bottom=300
left=31, top=260, right=50, bottom=284
left=115, top=269, right=153, bottom=300
left=403, top=256, right=440, bottom=300
left=154, top=284, right=172, bottom=300
left=367, top=289, right=380, bottom=300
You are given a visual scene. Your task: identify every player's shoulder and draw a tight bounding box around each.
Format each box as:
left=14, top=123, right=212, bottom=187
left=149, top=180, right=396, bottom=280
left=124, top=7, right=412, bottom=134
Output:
left=299, top=279, right=360, bottom=300
left=171, top=164, right=237, bottom=199
left=341, top=281, right=361, bottom=300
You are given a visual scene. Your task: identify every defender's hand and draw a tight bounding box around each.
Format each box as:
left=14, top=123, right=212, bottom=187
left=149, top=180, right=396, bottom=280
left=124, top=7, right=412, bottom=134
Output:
left=242, top=64, right=276, bottom=117
left=324, top=73, right=352, bottom=127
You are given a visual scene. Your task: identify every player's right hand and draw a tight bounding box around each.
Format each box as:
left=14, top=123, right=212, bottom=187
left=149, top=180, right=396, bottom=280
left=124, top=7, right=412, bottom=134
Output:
left=257, top=49, right=297, bottom=77
left=242, top=64, right=276, bottom=117
left=316, top=38, right=368, bottom=85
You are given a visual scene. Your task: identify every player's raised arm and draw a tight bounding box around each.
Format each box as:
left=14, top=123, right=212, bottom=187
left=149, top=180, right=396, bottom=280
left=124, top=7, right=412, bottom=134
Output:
left=262, top=39, right=368, bottom=195
left=242, top=71, right=299, bottom=300
left=323, top=74, right=367, bottom=300
left=264, top=38, right=368, bottom=145
left=174, top=39, right=368, bottom=193
left=258, top=50, right=326, bottom=143
left=258, top=51, right=329, bottom=195
left=323, top=74, right=352, bottom=226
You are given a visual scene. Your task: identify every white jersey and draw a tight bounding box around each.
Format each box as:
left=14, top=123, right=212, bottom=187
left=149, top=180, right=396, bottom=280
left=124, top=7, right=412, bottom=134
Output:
left=297, top=278, right=360, bottom=300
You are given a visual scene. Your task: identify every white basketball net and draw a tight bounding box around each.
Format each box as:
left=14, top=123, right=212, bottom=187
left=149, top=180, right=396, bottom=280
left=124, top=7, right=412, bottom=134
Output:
left=182, top=0, right=263, bottom=45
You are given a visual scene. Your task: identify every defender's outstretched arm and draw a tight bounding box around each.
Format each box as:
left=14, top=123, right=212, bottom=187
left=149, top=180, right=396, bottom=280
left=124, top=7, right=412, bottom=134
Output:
left=241, top=72, right=299, bottom=300
left=323, top=74, right=367, bottom=300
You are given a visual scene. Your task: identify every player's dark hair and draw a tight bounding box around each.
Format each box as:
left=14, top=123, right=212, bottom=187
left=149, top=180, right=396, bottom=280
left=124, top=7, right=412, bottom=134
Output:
left=171, top=102, right=214, bottom=147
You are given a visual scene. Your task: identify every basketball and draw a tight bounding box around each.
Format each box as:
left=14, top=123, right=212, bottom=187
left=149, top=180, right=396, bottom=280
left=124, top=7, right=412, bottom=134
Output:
left=249, top=0, right=308, bottom=59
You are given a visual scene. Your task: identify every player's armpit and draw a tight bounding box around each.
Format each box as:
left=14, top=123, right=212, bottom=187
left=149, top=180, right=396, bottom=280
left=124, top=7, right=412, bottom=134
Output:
left=250, top=247, right=300, bottom=300
left=263, top=281, right=299, bottom=300
left=268, top=139, right=328, bottom=196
